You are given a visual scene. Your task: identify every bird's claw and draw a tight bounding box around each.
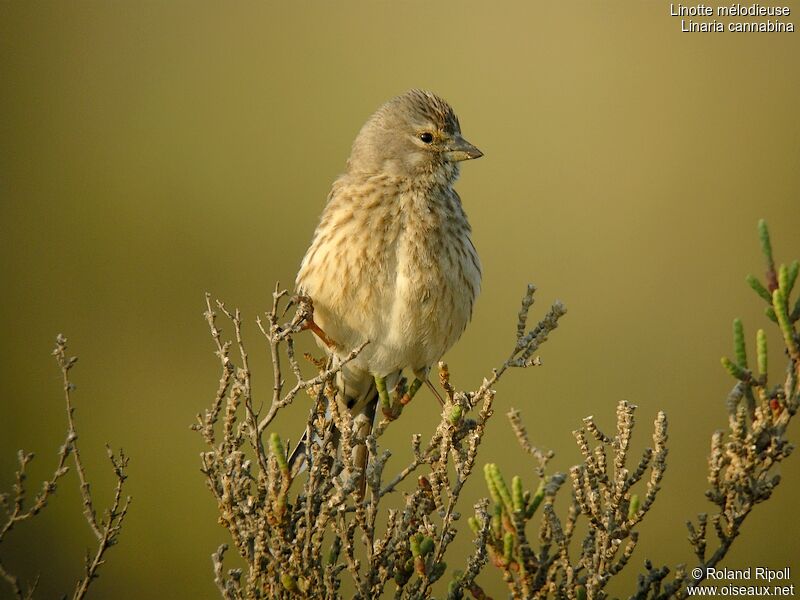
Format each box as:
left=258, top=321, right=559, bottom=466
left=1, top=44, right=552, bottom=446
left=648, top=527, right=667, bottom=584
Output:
left=292, top=295, right=338, bottom=349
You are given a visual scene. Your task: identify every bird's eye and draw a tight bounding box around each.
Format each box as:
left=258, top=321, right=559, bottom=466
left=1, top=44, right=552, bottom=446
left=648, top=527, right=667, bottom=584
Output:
left=419, top=132, right=434, bottom=144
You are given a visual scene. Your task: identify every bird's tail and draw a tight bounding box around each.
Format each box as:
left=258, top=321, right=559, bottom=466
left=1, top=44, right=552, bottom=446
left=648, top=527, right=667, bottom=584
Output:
left=287, top=365, right=398, bottom=485
left=286, top=394, right=378, bottom=491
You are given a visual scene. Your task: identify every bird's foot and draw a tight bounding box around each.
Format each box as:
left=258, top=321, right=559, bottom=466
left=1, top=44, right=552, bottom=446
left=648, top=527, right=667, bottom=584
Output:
left=292, top=295, right=338, bottom=349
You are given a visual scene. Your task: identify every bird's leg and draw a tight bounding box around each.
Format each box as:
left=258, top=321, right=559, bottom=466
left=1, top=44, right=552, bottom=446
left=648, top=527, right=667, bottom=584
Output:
left=301, top=318, right=338, bottom=350
left=293, top=294, right=338, bottom=349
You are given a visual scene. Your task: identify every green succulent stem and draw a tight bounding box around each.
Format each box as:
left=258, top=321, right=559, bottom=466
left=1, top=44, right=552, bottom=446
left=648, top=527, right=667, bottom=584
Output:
left=773, top=289, right=799, bottom=360
left=512, top=475, right=525, bottom=513
left=787, top=260, right=799, bottom=296
left=733, top=318, right=747, bottom=368
left=491, top=504, right=502, bottom=538
left=410, top=533, right=423, bottom=557
left=420, top=536, right=435, bottom=557
left=375, top=375, right=391, bottom=411
left=503, top=531, right=515, bottom=563
left=485, top=463, right=514, bottom=515
left=747, top=274, right=772, bottom=303
left=721, top=356, right=749, bottom=382
left=270, top=432, right=289, bottom=476
left=758, top=218, right=775, bottom=275
left=281, top=573, right=298, bottom=592
left=448, top=404, right=463, bottom=425
left=765, top=306, right=779, bottom=324
left=484, top=464, right=502, bottom=506
left=404, top=377, right=424, bottom=404
left=756, top=329, right=768, bottom=379
left=628, top=494, right=640, bottom=521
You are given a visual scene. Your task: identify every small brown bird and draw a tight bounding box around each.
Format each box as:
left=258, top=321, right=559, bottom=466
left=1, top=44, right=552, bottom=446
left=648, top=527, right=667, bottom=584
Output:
left=295, top=89, right=482, bottom=442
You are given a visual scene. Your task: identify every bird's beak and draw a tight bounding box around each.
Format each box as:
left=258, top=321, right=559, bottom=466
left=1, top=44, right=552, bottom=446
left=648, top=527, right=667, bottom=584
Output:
left=444, top=135, right=483, bottom=162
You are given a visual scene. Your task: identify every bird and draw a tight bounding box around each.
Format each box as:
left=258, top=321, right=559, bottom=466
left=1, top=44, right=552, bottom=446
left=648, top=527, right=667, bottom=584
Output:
left=291, top=89, right=483, bottom=473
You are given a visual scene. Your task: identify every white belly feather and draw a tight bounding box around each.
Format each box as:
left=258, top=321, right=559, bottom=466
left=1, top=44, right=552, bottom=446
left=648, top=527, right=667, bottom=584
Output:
left=296, top=178, right=480, bottom=380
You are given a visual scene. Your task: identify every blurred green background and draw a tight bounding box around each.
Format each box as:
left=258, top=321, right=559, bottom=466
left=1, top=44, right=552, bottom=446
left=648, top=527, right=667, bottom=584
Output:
left=1, top=2, right=798, bottom=598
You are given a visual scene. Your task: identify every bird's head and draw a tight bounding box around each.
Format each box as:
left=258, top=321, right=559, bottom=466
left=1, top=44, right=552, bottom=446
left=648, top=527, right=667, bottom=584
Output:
left=347, top=89, right=482, bottom=183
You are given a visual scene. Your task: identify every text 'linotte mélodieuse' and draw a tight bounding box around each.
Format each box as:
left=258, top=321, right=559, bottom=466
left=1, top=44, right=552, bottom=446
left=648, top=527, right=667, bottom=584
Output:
left=670, top=3, right=794, bottom=32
